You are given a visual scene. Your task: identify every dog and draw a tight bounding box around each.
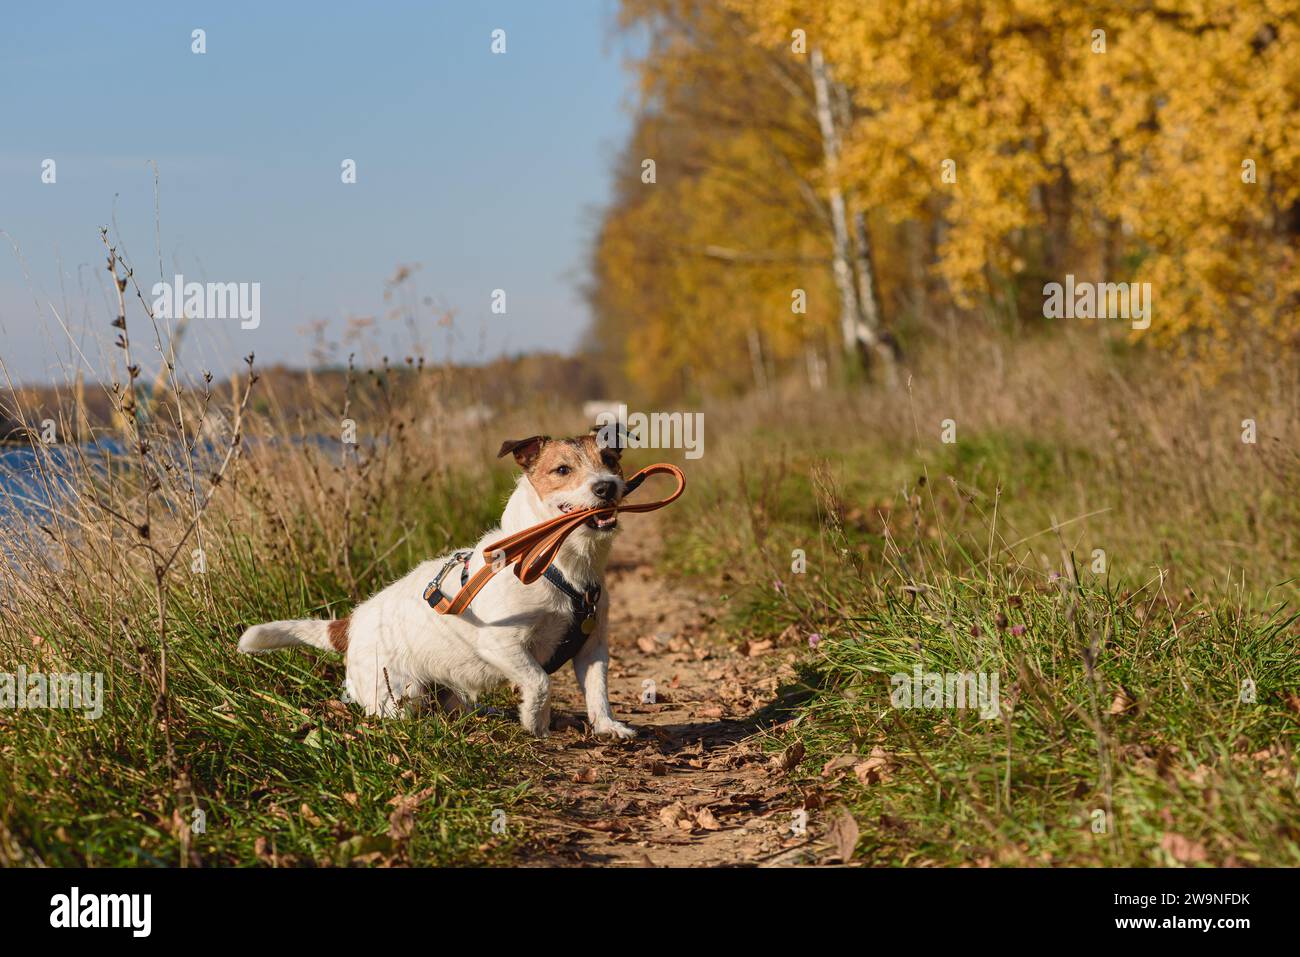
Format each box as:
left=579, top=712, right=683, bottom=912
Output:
left=236, top=432, right=636, bottom=739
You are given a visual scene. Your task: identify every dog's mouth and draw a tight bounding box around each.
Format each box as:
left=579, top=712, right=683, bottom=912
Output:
left=558, top=502, right=619, bottom=531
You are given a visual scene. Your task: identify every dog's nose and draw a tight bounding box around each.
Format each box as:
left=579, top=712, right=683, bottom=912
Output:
left=593, top=480, right=617, bottom=501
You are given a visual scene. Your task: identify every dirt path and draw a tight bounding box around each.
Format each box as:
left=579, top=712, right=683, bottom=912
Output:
left=518, top=524, right=824, bottom=867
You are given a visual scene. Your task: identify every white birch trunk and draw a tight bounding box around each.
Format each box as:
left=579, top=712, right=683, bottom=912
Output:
left=810, top=48, right=893, bottom=371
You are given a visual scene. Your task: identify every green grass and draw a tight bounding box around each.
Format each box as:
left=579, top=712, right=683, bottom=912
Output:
left=783, top=580, right=1300, bottom=866
left=0, top=449, right=543, bottom=867
left=3, top=654, right=538, bottom=866
left=663, top=423, right=1300, bottom=866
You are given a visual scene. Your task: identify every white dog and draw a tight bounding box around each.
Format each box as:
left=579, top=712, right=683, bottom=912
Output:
left=237, top=432, right=636, bottom=739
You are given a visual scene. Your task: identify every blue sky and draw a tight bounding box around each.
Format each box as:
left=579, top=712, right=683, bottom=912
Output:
left=0, top=0, right=635, bottom=385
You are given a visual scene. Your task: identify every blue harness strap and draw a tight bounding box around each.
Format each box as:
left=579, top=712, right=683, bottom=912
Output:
left=539, top=566, right=601, bottom=674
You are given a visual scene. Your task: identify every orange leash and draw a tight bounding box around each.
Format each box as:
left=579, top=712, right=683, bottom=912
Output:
left=423, top=463, right=686, bottom=616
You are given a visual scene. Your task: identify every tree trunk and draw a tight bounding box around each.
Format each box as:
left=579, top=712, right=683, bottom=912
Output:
left=805, top=345, right=827, bottom=390
left=746, top=326, right=768, bottom=391
left=810, top=47, right=895, bottom=374
left=853, top=210, right=893, bottom=346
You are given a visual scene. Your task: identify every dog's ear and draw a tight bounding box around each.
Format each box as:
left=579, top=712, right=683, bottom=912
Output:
left=590, top=423, right=627, bottom=458
left=497, top=435, right=548, bottom=469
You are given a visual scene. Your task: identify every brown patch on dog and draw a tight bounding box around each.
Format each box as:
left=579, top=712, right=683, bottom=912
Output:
left=328, top=617, right=350, bottom=653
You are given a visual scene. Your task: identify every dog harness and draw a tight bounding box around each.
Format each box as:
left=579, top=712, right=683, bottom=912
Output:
left=423, top=550, right=602, bottom=674
left=420, top=463, right=685, bottom=671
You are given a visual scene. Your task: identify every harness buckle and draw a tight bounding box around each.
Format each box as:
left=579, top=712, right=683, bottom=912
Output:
left=423, top=549, right=473, bottom=608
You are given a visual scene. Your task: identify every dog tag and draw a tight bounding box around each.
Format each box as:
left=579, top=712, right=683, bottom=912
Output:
left=581, top=615, right=596, bottom=635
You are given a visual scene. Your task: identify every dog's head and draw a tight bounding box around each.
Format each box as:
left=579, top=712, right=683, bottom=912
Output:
left=498, top=432, right=625, bottom=531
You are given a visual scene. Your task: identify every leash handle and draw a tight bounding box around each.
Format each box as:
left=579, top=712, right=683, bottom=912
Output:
left=425, top=463, right=686, bottom=616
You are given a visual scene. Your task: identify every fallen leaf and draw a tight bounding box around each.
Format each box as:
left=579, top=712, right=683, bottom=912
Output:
left=659, top=801, right=688, bottom=829
left=335, top=833, right=394, bottom=866
left=254, top=836, right=275, bottom=865
left=386, top=787, right=435, bottom=842
left=636, top=636, right=659, bottom=654
left=802, top=791, right=826, bottom=811
left=695, top=807, right=722, bottom=831
left=771, top=741, right=805, bottom=775
left=821, top=754, right=858, bottom=777
left=1108, top=686, right=1137, bottom=715
left=572, top=767, right=599, bottom=784
left=1161, top=832, right=1208, bottom=864
left=826, top=809, right=860, bottom=863
left=587, top=819, right=631, bottom=833
left=852, top=746, right=892, bottom=785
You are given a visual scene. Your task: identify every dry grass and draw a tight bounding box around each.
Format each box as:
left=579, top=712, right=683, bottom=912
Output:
left=674, top=325, right=1300, bottom=597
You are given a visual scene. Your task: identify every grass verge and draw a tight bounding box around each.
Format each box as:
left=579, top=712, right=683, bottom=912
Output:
left=661, top=344, right=1300, bottom=866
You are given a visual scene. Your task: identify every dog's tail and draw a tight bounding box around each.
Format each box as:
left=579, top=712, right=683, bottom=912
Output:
left=237, top=617, right=350, bottom=655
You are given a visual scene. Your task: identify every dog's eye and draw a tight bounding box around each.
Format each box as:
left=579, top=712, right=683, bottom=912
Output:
left=553, top=465, right=571, bottom=476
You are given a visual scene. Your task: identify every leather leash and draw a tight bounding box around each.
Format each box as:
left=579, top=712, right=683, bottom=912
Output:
left=423, top=463, right=685, bottom=617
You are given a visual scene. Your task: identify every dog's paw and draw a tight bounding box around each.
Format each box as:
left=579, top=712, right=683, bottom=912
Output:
left=593, top=718, right=637, bottom=740
left=520, top=705, right=551, bottom=738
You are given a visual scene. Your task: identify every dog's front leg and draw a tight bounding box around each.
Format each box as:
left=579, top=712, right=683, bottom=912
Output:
left=573, top=618, right=636, bottom=740
left=476, top=632, right=551, bottom=737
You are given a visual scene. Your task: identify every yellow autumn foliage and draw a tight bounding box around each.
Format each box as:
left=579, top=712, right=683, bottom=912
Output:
left=592, top=0, right=1300, bottom=396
